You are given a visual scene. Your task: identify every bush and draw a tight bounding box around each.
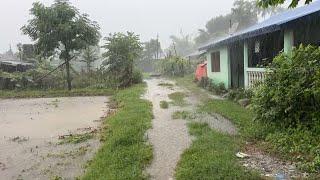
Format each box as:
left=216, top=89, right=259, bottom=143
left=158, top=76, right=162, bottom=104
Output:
left=226, top=88, right=253, bottom=101
left=156, top=56, right=193, bottom=77
left=251, top=45, right=320, bottom=128
left=132, top=69, right=143, bottom=84
left=197, top=77, right=227, bottom=95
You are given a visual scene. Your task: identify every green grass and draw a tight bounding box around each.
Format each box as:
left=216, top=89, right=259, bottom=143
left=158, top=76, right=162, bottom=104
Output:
left=160, top=100, right=169, bottom=109
left=175, top=122, right=261, bottom=180
left=168, top=92, right=188, bottom=106
left=0, top=88, right=114, bottom=99
left=172, top=111, right=191, bottom=120
left=82, top=84, right=153, bottom=180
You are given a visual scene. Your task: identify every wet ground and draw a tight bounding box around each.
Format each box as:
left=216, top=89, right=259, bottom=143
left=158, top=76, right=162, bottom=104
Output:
left=144, top=78, right=236, bottom=180
left=0, top=96, right=108, bottom=180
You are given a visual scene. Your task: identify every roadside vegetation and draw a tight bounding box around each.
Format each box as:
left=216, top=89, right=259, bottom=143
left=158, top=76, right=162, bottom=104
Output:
left=176, top=45, right=320, bottom=177
left=0, top=88, right=114, bottom=99
left=175, top=123, right=261, bottom=180
left=172, top=111, right=192, bottom=120
left=83, top=84, right=153, bottom=179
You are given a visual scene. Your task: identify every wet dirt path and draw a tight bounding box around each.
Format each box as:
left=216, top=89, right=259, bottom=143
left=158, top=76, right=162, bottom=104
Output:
left=144, top=78, right=192, bottom=180
left=0, top=96, right=109, bottom=180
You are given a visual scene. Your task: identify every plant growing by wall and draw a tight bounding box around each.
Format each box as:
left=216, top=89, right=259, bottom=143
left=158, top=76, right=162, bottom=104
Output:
left=251, top=45, right=320, bottom=128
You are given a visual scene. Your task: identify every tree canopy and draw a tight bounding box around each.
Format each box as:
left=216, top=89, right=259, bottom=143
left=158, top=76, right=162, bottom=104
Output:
left=195, top=0, right=284, bottom=46
left=258, top=0, right=313, bottom=8
left=22, top=0, right=101, bottom=90
left=102, top=32, right=143, bottom=88
left=142, top=39, right=162, bottom=61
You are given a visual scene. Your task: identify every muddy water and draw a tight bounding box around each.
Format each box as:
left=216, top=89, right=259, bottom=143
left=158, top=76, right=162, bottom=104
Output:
left=0, top=96, right=108, bottom=180
left=144, top=79, right=192, bottom=180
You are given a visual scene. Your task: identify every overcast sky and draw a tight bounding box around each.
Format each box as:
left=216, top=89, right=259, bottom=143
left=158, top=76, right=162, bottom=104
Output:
left=0, top=0, right=237, bottom=53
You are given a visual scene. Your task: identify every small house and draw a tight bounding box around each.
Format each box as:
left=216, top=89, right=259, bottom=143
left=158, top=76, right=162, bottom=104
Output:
left=199, top=1, right=320, bottom=89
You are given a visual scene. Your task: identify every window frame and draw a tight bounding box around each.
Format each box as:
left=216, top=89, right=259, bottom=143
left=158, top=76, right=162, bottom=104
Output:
left=211, top=51, right=220, bottom=72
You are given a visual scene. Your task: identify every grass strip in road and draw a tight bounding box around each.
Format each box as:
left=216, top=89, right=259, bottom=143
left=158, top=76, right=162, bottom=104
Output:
left=175, top=122, right=261, bottom=180
left=168, top=92, right=188, bottom=107
left=82, top=84, right=153, bottom=180
left=0, top=88, right=114, bottom=99
left=160, top=100, right=169, bottom=109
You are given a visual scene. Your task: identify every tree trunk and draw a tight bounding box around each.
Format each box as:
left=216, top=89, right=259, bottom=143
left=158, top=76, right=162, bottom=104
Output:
left=65, top=60, right=72, bottom=91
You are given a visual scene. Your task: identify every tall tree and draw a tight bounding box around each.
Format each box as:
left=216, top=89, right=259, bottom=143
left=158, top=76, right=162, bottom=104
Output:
left=80, top=46, right=100, bottom=73
left=142, top=39, right=162, bottom=61
left=22, top=0, right=100, bottom=90
left=102, top=32, right=142, bottom=88
left=169, top=33, right=195, bottom=57
left=258, top=0, right=313, bottom=8
left=195, top=0, right=284, bottom=46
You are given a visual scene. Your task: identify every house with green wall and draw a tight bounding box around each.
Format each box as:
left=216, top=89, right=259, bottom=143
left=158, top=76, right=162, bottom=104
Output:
left=199, top=1, right=320, bottom=89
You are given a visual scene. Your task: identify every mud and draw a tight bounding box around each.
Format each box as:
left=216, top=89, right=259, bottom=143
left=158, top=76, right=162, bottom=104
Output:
left=0, top=96, right=108, bottom=180
left=144, top=79, right=192, bottom=180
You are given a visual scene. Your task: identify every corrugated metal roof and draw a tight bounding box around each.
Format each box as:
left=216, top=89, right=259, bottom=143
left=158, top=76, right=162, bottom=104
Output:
left=199, top=0, right=320, bottom=51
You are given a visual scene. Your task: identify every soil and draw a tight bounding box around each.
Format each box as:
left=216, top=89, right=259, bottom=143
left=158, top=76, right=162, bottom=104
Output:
left=0, top=96, right=109, bottom=180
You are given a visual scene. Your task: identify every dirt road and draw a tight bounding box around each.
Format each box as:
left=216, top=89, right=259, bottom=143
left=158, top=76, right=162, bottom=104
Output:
left=0, top=96, right=108, bottom=180
left=144, top=79, right=192, bottom=180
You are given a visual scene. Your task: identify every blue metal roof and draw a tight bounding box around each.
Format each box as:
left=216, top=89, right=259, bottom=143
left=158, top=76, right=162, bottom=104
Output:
left=199, top=0, right=320, bottom=51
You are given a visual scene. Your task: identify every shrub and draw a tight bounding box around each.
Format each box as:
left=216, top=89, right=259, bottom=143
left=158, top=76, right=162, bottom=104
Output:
left=251, top=45, right=320, bottom=128
left=156, top=56, right=193, bottom=77
left=197, top=77, right=227, bottom=95
left=226, top=88, right=253, bottom=101
left=132, top=69, right=143, bottom=84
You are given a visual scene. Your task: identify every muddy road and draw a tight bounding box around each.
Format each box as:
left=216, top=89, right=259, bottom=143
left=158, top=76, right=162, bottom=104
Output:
left=0, top=96, right=108, bottom=180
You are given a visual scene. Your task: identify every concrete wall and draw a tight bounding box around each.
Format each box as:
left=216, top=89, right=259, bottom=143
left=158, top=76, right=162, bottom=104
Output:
left=206, top=46, right=230, bottom=88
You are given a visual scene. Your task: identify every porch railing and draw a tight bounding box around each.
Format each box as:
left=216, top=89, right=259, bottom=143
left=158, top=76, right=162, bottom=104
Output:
left=247, top=68, right=267, bottom=87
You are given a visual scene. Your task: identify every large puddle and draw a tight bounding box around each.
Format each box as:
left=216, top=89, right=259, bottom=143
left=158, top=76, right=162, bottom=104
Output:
left=0, top=96, right=108, bottom=180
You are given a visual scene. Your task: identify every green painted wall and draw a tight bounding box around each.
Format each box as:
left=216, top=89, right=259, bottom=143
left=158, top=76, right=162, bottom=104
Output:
left=206, top=46, right=230, bottom=88
left=284, top=29, right=294, bottom=54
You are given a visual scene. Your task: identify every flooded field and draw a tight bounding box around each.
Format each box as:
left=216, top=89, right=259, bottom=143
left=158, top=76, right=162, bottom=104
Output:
left=0, top=96, right=109, bottom=180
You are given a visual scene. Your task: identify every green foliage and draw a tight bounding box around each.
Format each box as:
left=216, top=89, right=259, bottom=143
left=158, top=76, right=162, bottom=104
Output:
left=258, top=0, right=313, bottom=8
left=102, top=32, right=143, bottom=88
left=132, top=69, right=143, bottom=84
left=172, top=111, right=192, bottom=120
left=197, top=77, right=227, bottom=95
left=226, top=88, right=254, bottom=101
left=22, top=0, right=101, bottom=90
left=251, top=45, right=320, bottom=128
left=80, top=46, right=100, bottom=73
left=175, top=122, right=261, bottom=180
left=83, top=84, right=153, bottom=179
left=156, top=56, right=193, bottom=77
left=58, top=133, right=94, bottom=145
left=160, top=101, right=169, bottom=109
left=168, top=92, right=188, bottom=106
left=196, top=0, right=284, bottom=45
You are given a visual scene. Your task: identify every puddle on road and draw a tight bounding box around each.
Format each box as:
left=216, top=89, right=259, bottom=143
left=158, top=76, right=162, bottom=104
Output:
left=0, top=96, right=108, bottom=180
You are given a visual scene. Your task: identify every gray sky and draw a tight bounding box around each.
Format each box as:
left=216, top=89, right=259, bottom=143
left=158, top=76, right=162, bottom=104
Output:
left=0, top=0, right=235, bottom=53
